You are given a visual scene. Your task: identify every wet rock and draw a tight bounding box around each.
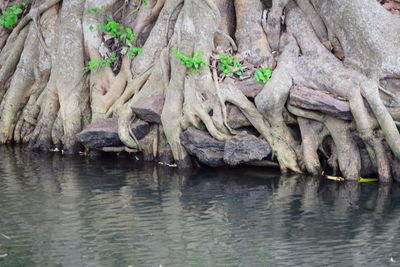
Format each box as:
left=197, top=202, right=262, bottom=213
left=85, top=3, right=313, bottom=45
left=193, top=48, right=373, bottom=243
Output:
left=227, top=104, right=251, bottom=129
left=131, top=95, right=164, bottom=123
left=88, top=149, right=106, bottom=158
left=224, top=134, right=272, bottom=166
left=76, top=118, right=121, bottom=148
left=76, top=118, right=149, bottom=149
left=180, top=127, right=225, bottom=167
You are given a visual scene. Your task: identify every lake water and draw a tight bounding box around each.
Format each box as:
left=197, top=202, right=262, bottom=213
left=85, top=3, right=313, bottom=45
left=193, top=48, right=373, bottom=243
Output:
left=1, top=146, right=400, bottom=266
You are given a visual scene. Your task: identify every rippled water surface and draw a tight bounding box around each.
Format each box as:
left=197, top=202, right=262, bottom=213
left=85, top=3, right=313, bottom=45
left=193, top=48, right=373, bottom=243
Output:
left=1, top=146, right=400, bottom=266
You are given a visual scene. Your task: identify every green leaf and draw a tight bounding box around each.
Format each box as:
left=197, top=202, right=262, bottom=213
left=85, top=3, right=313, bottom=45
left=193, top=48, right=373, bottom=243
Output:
left=254, top=67, right=272, bottom=83
left=236, top=71, right=243, bottom=76
left=358, top=178, right=379, bottom=182
left=89, top=25, right=94, bottom=31
left=13, top=7, right=24, bottom=15
left=195, top=51, right=204, bottom=57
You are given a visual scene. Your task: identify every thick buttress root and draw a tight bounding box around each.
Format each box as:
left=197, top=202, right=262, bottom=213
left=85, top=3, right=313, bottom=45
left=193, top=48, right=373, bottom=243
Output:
left=1, top=0, right=400, bottom=182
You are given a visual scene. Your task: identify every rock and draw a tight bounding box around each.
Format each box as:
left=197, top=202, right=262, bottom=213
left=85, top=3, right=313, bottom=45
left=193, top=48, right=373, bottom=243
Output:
left=180, top=127, right=225, bottom=167
left=234, top=79, right=264, bottom=98
left=224, top=134, right=272, bottom=166
left=76, top=118, right=122, bottom=148
left=76, top=118, right=149, bottom=149
left=289, top=85, right=353, bottom=120
left=131, top=95, right=164, bottom=123
left=130, top=119, right=150, bottom=140
left=227, top=104, right=251, bottom=129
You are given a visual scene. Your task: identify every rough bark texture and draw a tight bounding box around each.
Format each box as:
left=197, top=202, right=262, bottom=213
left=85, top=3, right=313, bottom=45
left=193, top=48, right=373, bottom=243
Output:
left=1, top=0, right=400, bottom=182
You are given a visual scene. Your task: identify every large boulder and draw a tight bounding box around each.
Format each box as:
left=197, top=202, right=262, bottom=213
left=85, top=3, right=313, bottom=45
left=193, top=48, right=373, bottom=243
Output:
left=76, top=118, right=149, bottom=149
left=180, top=127, right=225, bottom=167
left=224, top=134, right=272, bottom=166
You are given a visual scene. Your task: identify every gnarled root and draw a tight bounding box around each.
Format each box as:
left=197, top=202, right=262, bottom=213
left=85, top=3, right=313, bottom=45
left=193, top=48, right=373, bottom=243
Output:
left=1, top=0, right=400, bottom=183
left=0, top=24, right=39, bottom=143
left=235, top=0, right=273, bottom=65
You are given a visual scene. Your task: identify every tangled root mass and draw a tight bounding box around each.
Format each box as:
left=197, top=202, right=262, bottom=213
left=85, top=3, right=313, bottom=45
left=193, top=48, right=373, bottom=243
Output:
left=1, top=0, right=400, bottom=182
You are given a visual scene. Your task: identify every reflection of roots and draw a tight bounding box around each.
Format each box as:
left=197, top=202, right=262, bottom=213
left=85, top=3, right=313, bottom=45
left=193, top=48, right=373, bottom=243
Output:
left=1, top=0, right=400, bottom=181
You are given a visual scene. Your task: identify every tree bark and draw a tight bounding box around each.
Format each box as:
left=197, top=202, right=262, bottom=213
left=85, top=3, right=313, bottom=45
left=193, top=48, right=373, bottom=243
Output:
left=1, top=0, right=399, bottom=182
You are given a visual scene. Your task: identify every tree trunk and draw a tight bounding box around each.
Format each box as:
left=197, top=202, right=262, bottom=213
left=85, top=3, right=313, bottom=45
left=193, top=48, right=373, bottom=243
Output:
left=1, top=0, right=400, bottom=182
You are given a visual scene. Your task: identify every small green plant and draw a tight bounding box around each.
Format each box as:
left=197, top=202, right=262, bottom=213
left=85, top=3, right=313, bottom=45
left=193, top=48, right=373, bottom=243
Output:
left=254, top=66, right=272, bottom=83
left=100, top=17, right=125, bottom=38
left=217, top=54, right=243, bottom=76
left=84, top=53, right=118, bottom=72
left=127, top=47, right=143, bottom=58
left=0, top=2, right=27, bottom=28
left=172, top=48, right=207, bottom=75
left=141, top=0, right=148, bottom=5
left=85, top=17, right=143, bottom=71
left=100, top=16, right=137, bottom=44
left=86, top=5, right=105, bottom=14
left=99, top=16, right=142, bottom=55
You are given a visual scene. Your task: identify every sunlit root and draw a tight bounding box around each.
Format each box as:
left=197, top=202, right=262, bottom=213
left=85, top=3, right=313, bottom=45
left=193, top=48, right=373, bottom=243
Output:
left=0, top=24, right=39, bottom=143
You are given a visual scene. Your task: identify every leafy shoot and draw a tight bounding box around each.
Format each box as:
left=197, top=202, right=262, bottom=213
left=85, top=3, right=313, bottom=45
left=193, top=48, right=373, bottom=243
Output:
left=217, top=54, right=244, bottom=76
left=254, top=66, right=272, bottom=83
left=172, top=48, right=207, bottom=75
left=99, top=16, right=141, bottom=58
left=84, top=53, right=118, bottom=72
left=0, top=2, right=27, bottom=28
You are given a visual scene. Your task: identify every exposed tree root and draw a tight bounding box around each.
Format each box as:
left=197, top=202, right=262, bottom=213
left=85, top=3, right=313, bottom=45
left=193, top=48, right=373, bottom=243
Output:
left=1, top=0, right=399, bottom=183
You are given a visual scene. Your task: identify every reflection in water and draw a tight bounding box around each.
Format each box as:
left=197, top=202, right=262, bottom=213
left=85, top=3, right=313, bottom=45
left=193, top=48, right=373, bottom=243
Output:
left=1, top=146, right=400, bottom=266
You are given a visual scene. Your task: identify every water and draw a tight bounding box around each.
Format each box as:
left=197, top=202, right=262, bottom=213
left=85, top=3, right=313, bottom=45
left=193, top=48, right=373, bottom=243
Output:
left=1, top=146, right=400, bottom=266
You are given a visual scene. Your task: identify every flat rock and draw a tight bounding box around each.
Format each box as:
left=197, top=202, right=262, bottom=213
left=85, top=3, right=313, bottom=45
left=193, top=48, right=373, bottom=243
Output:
left=180, top=127, right=225, bottom=167
left=224, top=134, right=272, bottom=166
left=131, top=95, right=164, bottom=123
left=77, top=118, right=149, bottom=149
left=227, top=104, right=251, bottom=129
left=289, top=85, right=352, bottom=120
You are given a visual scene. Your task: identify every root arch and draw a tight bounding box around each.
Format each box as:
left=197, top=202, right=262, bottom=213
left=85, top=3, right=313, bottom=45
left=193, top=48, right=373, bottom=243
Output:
left=0, top=0, right=399, bottom=182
